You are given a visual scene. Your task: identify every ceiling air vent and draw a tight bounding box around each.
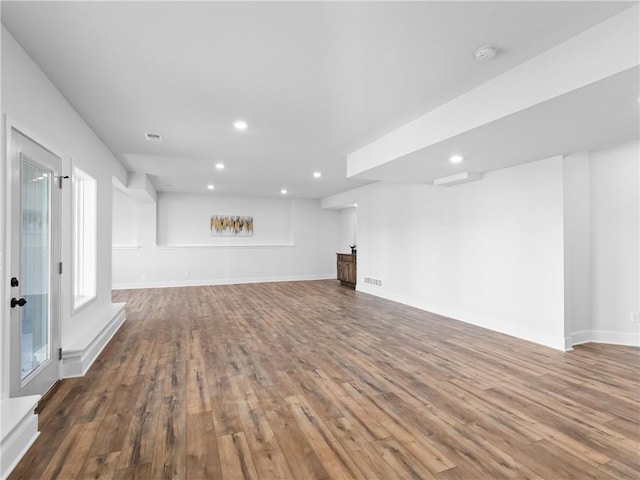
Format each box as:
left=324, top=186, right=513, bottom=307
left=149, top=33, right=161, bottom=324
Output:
left=144, top=133, right=163, bottom=142
left=433, top=172, right=483, bottom=187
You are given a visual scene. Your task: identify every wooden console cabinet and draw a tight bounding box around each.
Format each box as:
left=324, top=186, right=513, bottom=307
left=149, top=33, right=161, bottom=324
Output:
left=337, top=253, right=356, bottom=288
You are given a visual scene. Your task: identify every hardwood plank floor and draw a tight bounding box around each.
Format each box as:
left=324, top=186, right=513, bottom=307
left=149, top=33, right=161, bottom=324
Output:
left=9, top=280, right=640, bottom=480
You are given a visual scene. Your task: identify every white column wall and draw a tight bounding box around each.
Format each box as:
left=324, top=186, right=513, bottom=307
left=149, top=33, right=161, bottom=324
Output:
left=563, top=152, right=591, bottom=343
left=588, top=141, right=639, bottom=344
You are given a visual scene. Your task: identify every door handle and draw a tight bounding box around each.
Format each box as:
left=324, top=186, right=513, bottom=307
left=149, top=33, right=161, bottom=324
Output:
left=11, top=297, right=27, bottom=308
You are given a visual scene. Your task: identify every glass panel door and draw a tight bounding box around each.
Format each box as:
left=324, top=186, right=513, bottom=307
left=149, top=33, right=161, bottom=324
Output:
left=20, top=160, right=51, bottom=380
left=10, top=126, right=61, bottom=398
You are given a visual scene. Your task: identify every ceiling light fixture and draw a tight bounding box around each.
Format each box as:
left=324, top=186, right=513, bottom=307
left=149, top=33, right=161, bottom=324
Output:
left=474, top=45, right=498, bottom=62
left=313, top=171, right=322, bottom=178
left=449, top=155, right=464, bottom=164
left=280, top=189, right=288, bottom=195
left=233, top=120, right=248, bottom=131
left=207, top=184, right=215, bottom=190
left=215, top=163, right=225, bottom=170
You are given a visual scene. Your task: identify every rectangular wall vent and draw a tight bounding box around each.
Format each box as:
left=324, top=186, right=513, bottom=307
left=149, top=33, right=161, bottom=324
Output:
left=364, top=277, right=382, bottom=286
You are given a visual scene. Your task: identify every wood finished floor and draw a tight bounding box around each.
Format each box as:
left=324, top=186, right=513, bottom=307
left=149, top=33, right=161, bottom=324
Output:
left=9, top=280, right=640, bottom=480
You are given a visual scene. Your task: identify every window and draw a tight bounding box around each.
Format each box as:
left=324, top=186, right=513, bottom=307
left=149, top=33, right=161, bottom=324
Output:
left=73, top=167, right=97, bottom=309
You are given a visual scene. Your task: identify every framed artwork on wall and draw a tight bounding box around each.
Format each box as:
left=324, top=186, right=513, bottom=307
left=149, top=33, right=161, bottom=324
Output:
left=211, top=215, right=254, bottom=236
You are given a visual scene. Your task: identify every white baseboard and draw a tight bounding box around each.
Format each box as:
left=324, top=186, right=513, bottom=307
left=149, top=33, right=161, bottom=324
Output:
left=563, top=336, right=574, bottom=351
left=0, top=396, right=40, bottom=480
left=61, top=303, right=127, bottom=378
left=112, top=274, right=336, bottom=290
left=570, top=329, right=640, bottom=347
left=357, top=285, right=568, bottom=351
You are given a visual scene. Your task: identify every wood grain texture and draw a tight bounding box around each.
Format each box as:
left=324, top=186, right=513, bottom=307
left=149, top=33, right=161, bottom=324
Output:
left=9, top=280, right=639, bottom=480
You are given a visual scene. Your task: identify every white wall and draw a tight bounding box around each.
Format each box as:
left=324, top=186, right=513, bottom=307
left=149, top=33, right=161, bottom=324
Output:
left=325, top=144, right=640, bottom=350
left=1, top=26, right=128, bottom=395
left=112, top=194, right=340, bottom=288
left=327, top=157, right=568, bottom=350
left=563, top=152, right=591, bottom=341
left=158, top=192, right=293, bottom=246
left=563, top=141, right=639, bottom=346
left=588, top=141, right=639, bottom=344
left=112, top=188, right=138, bottom=247
left=338, top=207, right=357, bottom=254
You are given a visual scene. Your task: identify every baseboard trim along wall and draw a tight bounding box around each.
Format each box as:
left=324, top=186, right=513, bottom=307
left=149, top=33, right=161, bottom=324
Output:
left=357, top=284, right=569, bottom=351
left=112, top=274, right=336, bottom=290
left=61, top=303, right=127, bottom=378
left=570, top=330, right=640, bottom=347
left=0, top=396, right=41, bottom=480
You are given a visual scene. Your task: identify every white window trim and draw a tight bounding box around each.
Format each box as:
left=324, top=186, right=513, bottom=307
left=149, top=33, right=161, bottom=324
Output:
left=72, top=166, right=97, bottom=311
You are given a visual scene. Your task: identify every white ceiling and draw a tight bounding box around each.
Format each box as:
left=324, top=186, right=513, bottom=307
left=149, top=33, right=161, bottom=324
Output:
left=1, top=1, right=635, bottom=198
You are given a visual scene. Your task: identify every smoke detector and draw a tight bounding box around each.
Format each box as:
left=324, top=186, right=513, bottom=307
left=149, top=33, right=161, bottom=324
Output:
left=474, top=45, right=498, bottom=62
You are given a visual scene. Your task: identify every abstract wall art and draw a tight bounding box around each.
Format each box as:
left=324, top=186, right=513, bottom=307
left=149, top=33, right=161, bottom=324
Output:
left=210, top=215, right=254, bottom=236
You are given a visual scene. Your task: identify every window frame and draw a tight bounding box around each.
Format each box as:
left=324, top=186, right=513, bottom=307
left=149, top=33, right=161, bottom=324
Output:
left=72, top=166, right=97, bottom=311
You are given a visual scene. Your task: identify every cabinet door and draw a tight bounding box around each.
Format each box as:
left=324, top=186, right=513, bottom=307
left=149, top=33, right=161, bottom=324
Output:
left=346, top=261, right=356, bottom=284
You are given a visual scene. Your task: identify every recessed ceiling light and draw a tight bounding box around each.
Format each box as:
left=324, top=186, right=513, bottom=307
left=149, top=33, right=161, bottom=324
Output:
left=207, top=184, right=215, bottom=190
left=233, top=120, right=248, bottom=131
left=474, top=45, right=498, bottom=62
left=280, top=189, right=288, bottom=195
left=215, top=163, right=225, bottom=170
left=449, top=155, right=464, bottom=164
left=313, top=171, right=322, bottom=178
left=144, top=132, right=163, bottom=142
